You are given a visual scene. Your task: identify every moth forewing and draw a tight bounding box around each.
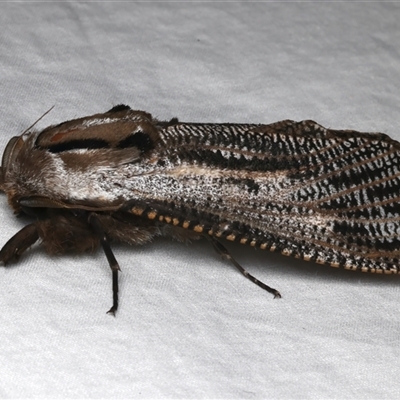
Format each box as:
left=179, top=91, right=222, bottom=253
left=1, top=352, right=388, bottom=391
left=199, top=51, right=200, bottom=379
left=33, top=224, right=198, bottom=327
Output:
left=1, top=104, right=400, bottom=315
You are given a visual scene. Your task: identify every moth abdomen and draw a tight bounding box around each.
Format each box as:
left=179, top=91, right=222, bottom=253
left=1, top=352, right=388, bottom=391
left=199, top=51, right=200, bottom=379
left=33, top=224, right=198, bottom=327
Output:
left=131, top=199, right=400, bottom=276
left=126, top=200, right=285, bottom=256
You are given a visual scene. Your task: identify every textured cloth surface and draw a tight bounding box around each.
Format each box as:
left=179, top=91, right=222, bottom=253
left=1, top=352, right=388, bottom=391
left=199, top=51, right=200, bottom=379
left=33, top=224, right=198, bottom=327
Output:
left=1, top=3, right=400, bottom=398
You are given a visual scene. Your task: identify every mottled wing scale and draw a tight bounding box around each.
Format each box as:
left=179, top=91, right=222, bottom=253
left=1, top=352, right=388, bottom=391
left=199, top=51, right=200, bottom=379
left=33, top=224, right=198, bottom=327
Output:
left=123, top=120, right=400, bottom=274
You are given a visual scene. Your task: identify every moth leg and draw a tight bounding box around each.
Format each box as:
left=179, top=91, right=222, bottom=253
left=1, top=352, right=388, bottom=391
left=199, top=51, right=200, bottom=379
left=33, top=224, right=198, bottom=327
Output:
left=0, top=223, right=39, bottom=265
left=207, top=236, right=281, bottom=298
left=88, top=213, right=121, bottom=316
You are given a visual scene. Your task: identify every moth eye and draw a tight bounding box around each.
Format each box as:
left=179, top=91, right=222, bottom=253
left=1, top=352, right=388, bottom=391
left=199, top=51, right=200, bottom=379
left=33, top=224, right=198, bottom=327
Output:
left=19, top=205, right=47, bottom=218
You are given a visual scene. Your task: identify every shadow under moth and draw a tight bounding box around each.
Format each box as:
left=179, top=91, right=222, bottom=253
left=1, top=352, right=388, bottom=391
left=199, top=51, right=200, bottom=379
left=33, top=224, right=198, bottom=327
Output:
left=1, top=104, right=399, bottom=314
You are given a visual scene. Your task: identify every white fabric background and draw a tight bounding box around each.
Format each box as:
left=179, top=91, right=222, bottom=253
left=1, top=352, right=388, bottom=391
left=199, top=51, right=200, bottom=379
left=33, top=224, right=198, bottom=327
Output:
left=1, top=2, right=400, bottom=398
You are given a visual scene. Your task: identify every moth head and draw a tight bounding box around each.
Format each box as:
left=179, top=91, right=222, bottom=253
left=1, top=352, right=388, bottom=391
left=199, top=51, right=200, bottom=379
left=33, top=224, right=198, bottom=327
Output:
left=0, top=133, right=54, bottom=212
left=0, top=135, right=25, bottom=195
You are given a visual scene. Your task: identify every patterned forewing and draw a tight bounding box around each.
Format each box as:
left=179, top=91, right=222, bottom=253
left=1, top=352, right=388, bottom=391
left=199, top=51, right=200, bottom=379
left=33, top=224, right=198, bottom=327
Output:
left=145, top=120, right=400, bottom=273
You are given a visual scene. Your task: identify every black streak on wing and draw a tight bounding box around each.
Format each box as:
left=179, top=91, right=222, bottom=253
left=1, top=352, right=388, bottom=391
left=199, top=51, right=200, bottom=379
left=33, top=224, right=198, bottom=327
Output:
left=46, top=138, right=109, bottom=153
left=117, top=131, right=155, bottom=153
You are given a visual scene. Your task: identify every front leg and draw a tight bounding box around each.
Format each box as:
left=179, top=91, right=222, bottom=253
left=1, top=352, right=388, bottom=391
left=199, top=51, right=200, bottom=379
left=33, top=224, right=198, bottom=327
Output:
left=0, top=223, right=39, bottom=265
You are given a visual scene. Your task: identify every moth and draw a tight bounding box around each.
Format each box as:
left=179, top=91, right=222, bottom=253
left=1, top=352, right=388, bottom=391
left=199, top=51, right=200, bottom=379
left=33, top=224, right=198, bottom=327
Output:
left=1, top=104, right=400, bottom=314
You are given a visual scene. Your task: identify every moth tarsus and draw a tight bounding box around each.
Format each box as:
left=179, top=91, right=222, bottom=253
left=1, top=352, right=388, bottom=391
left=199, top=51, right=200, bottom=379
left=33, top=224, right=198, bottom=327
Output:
left=88, top=212, right=120, bottom=315
left=1, top=104, right=400, bottom=314
left=207, top=235, right=281, bottom=298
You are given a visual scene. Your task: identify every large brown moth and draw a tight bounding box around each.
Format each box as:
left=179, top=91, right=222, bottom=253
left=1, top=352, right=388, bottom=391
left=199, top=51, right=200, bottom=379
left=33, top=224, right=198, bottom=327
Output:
left=1, top=104, right=400, bottom=314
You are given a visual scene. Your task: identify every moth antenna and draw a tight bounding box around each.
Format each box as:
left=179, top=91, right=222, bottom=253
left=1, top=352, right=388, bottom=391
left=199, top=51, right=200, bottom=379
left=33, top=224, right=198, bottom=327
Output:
left=207, top=236, right=281, bottom=299
left=21, top=105, right=55, bottom=135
